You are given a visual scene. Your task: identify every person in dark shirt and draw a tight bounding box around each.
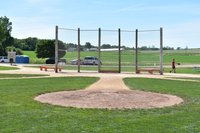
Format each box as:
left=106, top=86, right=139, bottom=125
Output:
left=170, top=58, right=176, bottom=73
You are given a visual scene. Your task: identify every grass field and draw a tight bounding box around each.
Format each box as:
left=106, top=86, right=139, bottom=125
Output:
left=23, top=49, right=200, bottom=73
left=0, top=66, right=19, bottom=71
left=64, top=49, right=200, bottom=65
left=23, top=51, right=45, bottom=64
left=0, top=77, right=200, bottom=132
left=0, top=74, right=49, bottom=78
left=166, top=77, right=200, bottom=81
left=23, top=49, right=200, bottom=65
left=164, top=67, right=200, bottom=74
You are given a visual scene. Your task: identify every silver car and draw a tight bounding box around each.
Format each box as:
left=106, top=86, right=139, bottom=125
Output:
left=83, top=56, right=101, bottom=65
left=70, top=59, right=84, bottom=65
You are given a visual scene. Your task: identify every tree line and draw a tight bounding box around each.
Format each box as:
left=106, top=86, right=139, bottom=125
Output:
left=66, top=42, right=174, bottom=50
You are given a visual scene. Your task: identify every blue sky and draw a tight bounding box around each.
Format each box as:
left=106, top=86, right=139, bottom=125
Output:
left=1, top=0, right=200, bottom=48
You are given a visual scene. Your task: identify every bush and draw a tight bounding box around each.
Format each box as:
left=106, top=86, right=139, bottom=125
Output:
left=6, top=46, right=23, bottom=55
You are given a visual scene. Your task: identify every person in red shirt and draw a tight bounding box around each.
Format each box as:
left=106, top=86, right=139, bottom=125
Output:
left=171, top=58, right=176, bottom=73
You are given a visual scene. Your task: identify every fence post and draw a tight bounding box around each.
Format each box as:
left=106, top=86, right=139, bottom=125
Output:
left=135, top=29, right=138, bottom=74
left=160, top=27, right=163, bottom=75
left=118, top=28, right=121, bottom=73
left=77, top=28, right=81, bottom=73
left=98, top=28, right=101, bottom=73
left=55, top=25, right=58, bottom=73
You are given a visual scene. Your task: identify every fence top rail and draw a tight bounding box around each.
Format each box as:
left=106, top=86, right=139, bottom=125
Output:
left=138, top=29, right=160, bottom=32
left=58, top=27, right=160, bottom=33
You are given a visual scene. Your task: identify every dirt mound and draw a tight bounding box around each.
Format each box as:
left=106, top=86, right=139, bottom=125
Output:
left=34, top=76, right=183, bottom=109
left=35, top=89, right=183, bottom=109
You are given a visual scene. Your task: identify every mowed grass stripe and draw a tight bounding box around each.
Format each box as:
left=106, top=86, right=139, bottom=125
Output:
left=0, top=74, right=49, bottom=78
left=24, top=49, right=200, bottom=65
left=0, top=66, right=19, bottom=71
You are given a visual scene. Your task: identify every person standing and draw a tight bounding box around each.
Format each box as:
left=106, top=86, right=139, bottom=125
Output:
left=171, top=58, right=176, bottom=73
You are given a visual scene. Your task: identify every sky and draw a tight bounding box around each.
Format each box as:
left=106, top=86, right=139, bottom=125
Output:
left=1, top=0, right=200, bottom=48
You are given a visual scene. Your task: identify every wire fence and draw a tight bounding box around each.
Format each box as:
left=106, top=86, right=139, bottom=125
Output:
left=56, top=26, right=163, bottom=74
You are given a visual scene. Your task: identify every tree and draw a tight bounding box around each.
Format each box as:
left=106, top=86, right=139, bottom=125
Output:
left=65, top=43, right=77, bottom=50
left=0, top=16, right=12, bottom=55
left=6, top=46, right=23, bottom=55
left=101, top=44, right=111, bottom=49
left=85, top=42, right=92, bottom=49
left=36, top=39, right=66, bottom=58
left=24, top=37, right=38, bottom=50
left=13, top=37, right=38, bottom=51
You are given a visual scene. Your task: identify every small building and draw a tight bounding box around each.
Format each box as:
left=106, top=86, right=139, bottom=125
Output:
left=67, top=48, right=77, bottom=52
left=89, top=48, right=98, bottom=51
left=100, top=48, right=125, bottom=52
left=7, top=51, right=16, bottom=63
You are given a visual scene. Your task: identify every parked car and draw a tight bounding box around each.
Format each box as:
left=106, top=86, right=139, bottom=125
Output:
left=45, top=57, right=66, bottom=64
left=83, top=56, right=102, bottom=65
left=70, top=59, right=84, bottom=65
left=0, top=56, right=9, bottom=63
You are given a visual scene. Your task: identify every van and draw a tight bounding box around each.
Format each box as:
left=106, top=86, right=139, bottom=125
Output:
left=83, top=56, right=101, bottom=65
left=0, top=56, right=9, bottom=63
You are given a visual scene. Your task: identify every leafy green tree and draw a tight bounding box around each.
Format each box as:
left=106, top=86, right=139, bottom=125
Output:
left=0, top=16, right=12, bottom=55
left=13, top=37, right=38, bottom=51
left=0, top=45, right=3, bottom=55
left=6, top=46, right=23, bottom=55
left=24, top=37, right=38, bottom=50
left=36, top=39, right=66, bottom=58
left=101, top=44, right=111, bottom=49
left=85, top=42, right=92, bottom=49
left=65, top=43, right=77, bottom=49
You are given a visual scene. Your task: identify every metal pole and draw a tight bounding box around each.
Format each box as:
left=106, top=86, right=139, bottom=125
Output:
left=118, top=28, right=121, bottom=73
left=160, top=27, right=163, bottom=75
left=55, top=25, right=59, bottom=73
left=77, top=28, right=81, bottom=73
left=98, top=28, right=101, bottom=73
left=135, top=29, right=138, bottom=74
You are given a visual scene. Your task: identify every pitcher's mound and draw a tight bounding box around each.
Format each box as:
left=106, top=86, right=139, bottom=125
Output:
left=35, top=89, right=183, bottom=109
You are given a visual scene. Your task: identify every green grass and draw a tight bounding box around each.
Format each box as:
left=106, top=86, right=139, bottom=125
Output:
left=24, top=49, right=200, bottom=66
left=0, top=77, right=98, bottom=133
left=124, top=78, right=200, bottom=133
left=0, top=74, right=49, bottom=78
left=0, top=77, right=200, bottom=132
left=164, top=67, right=200, bottom=74
left=166, top=77, right=200, bottom=81
left=23, top=51, right=45, bottom=64
left=0, top=66, right=19, bottom=71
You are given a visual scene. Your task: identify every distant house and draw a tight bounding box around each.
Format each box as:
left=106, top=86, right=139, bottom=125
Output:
left=89, top=48, right=98, bottom=51
left=83, top=48, right=98, bottom=52
left=100, top=48, right=125, bottom=52
left=67, top=48, right=76, bottom=52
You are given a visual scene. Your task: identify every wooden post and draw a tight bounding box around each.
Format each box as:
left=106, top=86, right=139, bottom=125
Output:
left=118, top=28, right=121, bottom=73
left=98, top=28, right=101, bottom=73
left=55, top=25, right=59, bottom=73
left=135, top=29, right=138, bottom=74
left=77, top=28, right=81, bottom=73
left=160, top=27, right=163, bottom=75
